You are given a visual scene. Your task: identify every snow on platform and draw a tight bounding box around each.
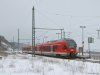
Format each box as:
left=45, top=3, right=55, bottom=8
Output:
left=0, top=54, right=100, bottom=75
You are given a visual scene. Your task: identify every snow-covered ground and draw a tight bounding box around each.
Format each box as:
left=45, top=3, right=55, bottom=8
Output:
left=0, top=54, right=100, bottom=75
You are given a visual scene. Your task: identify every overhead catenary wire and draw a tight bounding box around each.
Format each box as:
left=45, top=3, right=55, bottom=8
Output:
left=35, top=9, right=100, bottom=41
left=32, top=7, right=100, bottom=43
left=53, top=14, right=100, bottom=27
left=35, top=9, right=100, bottom=32
left=36, top=10, right=100, bottom=25
left=33, top=0, right=40, bottom=6
left=33, top=8, right=65, bottom=39
left=36, top=9, right=100, bottom=18
left=35, top=9, right=61, bottom=28
left=34, top=8, right=100, bottom=30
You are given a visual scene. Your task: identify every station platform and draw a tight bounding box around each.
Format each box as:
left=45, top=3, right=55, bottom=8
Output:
left=77, top=53, right=90, bottom=59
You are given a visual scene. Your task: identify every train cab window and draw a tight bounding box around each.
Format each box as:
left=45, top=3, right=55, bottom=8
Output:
left=62, top=45, right=67, bottom=49
left=65, top=39, right=76, bottom=48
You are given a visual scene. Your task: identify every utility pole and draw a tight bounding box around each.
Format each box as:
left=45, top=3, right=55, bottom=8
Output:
left=97, top=30, right=100, bottom=39
left=56, top=29, right=64, bottom=39
left=56, top=33, right=61, bottom=39
left=88, top=41, right=91, bottom=58
left=63, top=31, right=72, bottom=38
left=61, top=29, right=63, bottom=39
left=0, top=36, right=1, bottom=46
left=18, top=28, right=19, bottom=54
left=32, top=6, right=35, bottom=57
left=80, top=26, right=86, bottom=56
left=63, top=31, right=65, bottom=38
left=13, top=36, right=14, bottom=52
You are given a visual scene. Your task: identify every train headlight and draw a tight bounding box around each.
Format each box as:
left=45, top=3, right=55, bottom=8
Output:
left=64, top=49, right=66, bottom=51
left=70, top=49, right=74, bottom=51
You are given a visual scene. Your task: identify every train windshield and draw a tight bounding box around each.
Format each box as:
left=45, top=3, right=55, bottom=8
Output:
left=65, top=39, right=76, bottom=48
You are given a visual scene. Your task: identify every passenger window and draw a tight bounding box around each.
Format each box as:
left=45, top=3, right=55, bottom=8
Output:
left=43, top=46, right=51, bottom=51
left=39, top=47, right=42, bottom=50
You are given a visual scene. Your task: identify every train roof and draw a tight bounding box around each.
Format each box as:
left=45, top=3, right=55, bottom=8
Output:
left=22, top=38, right=76, bottom=48
left=47, top=38, right=74, bottom=43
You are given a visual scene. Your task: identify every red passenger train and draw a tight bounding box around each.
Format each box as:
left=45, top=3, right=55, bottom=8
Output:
left=22, top=38, right=77, bottom=57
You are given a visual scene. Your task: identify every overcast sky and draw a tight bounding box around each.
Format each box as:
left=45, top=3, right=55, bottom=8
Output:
left=0, top=0, right=100, bottom=51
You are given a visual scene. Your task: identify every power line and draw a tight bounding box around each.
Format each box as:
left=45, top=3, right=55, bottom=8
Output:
left=36, top=10, right=100, bottom=31
left=34, top=0, right=40, bottom=6
left=35, top=9, right=61, bottom=27
left=34, top=9, right=100, bottom=18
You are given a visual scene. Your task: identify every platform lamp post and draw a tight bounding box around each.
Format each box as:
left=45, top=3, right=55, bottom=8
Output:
left=80, top=26, right=86, bottom=56
left=97, top=29, right=100, bottom=39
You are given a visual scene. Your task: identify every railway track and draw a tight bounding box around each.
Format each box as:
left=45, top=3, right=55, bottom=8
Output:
left=23, top=53, right=100, bottom=64
left=76, top=58, right=100, bottom=63
left=41, top=54, right=100, bottom=64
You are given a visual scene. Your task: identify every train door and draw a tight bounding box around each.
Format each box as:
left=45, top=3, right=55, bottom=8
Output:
left=51, top=45, right=53, bottom=52
left=56, top=44, right=62, bottom=52
left=38, top=46, right=43, bottom=55
left=55, top=44, right=67, bottom=52
left=53, top=45, right=58, bottom=52
left=61, top=44, right=68, bottom=52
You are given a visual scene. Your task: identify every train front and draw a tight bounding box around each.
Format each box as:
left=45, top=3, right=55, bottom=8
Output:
left=65, top=39, right=77, bottom=57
